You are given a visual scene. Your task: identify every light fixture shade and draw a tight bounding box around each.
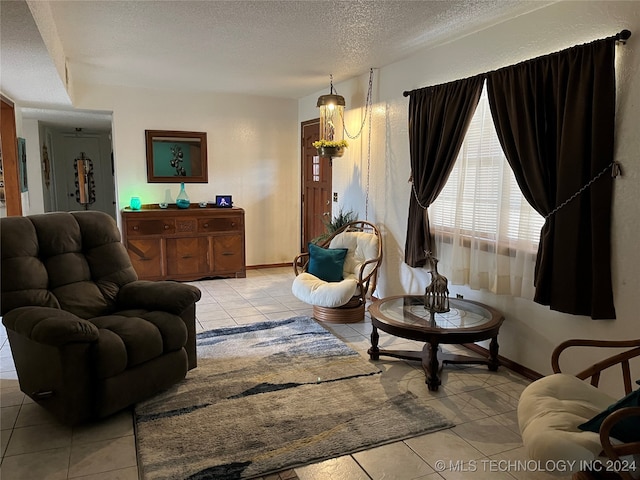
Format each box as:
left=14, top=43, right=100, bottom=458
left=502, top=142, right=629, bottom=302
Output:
left=317, top=75, right=346, bottom=143
left=317, top=95, right=345, bottom=143
left=316, top=94, right=346, bottom=108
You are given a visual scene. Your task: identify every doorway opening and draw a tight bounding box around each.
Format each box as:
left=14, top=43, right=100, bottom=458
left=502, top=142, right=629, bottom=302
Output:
left=44, top=126, right=116, bottom=217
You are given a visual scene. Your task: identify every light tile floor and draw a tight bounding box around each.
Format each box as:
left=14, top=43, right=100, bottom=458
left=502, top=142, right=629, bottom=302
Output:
left=0, top=267, right=569, bottom=480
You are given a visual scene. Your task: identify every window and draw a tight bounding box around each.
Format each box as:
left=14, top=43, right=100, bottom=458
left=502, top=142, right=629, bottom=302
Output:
left=312, top=155, right=320, bottom=181
left=431, top=85, right=545, bottom=251
left=429, top=84, right=545, bottom=297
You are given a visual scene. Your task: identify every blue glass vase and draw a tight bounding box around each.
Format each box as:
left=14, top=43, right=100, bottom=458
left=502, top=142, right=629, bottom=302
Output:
left=176, top=182, right=190, bottom=209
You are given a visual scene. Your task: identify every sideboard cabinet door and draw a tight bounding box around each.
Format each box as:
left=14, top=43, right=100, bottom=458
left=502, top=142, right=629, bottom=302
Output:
left=213, top=235, right=244, bottom=274
left=166, top=236, right=210, bottom=277
left=126, top=238, right=163, bottom=280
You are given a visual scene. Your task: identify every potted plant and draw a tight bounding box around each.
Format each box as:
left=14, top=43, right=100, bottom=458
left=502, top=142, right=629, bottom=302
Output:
left=313, top=139, right=349, bottom=158
left=312, top=208, right=357, bottom=244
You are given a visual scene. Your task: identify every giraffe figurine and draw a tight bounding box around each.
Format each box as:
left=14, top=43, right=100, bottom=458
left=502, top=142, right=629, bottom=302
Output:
left=424, top=252, right=450, bottom=314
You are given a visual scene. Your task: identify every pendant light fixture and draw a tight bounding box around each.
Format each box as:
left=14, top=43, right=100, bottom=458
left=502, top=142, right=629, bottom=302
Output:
left=314, top=69, right=376, bottom=221
left=315, top=74, right=347, bottom=158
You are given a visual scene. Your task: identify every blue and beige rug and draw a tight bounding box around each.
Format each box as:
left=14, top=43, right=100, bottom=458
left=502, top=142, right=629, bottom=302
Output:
left=135, top=316, right=453, bottom=479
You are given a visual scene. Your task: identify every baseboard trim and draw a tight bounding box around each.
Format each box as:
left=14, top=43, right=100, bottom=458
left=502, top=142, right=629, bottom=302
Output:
left=247, top=263, right=291, bottom=270
left=461, top=343, right=543, bottom=381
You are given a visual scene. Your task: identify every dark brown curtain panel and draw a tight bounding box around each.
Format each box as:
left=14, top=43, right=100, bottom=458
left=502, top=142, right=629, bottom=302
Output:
left=486, top=37, right=617, bottom=319
left=404, top=76, right=484, bottom=267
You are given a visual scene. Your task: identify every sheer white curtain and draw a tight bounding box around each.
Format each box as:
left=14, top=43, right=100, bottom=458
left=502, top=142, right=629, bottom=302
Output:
left=429, top=85, right=545, bottom=299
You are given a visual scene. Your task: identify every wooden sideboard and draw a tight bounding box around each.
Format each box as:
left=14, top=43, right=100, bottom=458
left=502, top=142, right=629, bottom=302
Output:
left=121, top=205, right=245, bottom=281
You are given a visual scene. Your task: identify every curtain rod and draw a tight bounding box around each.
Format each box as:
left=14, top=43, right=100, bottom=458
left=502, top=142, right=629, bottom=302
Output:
left=402, top=29, right=632, bottom=97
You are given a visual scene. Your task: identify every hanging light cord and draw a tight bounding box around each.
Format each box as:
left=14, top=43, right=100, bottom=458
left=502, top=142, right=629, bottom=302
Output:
left=365, top=91, right=373, bottom=220
left=333, top=68, right=375, bottom=220
left=339, top=68, right=374, bottom=140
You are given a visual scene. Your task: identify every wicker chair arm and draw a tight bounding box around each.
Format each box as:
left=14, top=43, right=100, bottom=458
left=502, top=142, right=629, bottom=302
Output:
left=357, top=257, right=378, bottom=282
left=552, top=339, right=640, bottom=394
left=293, top=252, right=310, bottom=276
left=599, top=406, right=640, bottom=480
left=356, top=256, right=381, bottom=294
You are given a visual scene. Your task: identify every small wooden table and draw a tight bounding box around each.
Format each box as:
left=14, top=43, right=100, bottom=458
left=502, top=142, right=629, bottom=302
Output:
left=368, top=296, right=504, bottom=391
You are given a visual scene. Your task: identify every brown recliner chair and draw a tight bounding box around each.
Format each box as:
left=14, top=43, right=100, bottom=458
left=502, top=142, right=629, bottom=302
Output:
left=0, top=211, right=201, bottom=425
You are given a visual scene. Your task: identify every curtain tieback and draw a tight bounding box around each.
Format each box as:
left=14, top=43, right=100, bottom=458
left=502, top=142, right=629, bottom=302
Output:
left=409, top=175, right=430, bottom=210
left=545, top=161, right=621, bottom=220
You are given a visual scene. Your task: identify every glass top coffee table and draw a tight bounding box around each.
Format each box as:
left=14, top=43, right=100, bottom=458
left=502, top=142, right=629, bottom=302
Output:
left=368, top=295, right=504, bottom=391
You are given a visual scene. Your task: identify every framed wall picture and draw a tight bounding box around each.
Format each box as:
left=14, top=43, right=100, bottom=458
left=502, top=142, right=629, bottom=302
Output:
left=145, top=130, right=208, bottom=183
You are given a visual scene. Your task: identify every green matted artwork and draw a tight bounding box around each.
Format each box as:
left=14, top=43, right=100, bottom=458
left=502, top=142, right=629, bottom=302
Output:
left=152, top=141, right=194, bottom=177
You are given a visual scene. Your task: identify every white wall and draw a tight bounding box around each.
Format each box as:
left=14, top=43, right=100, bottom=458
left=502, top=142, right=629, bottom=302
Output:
left=72, top=85, right=299, bottom=267
left=299, top=0, right=640, bottom=390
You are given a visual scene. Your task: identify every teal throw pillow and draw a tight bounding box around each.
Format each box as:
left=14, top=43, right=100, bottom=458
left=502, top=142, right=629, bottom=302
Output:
left=307, top=243, right=348, bottom=282
left=577, top=387, right=640, bottom=442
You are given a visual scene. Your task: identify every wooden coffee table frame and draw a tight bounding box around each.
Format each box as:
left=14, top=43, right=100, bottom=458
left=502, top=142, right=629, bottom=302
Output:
left=368, top=296, right=504, bottom=391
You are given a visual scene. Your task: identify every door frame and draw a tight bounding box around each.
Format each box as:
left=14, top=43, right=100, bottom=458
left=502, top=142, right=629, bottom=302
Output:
left=48, top=127, right=116, bottom=217
left=0, top=95, right=22, bottom=216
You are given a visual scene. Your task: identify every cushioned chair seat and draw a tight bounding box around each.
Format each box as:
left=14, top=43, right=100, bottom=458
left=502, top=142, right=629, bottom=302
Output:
left=90, top=310, right=188, bottom=378
left=518, top=373, right=618, bottom=470
left=291, top=273, right=358, bottom=308
left=518, top=339, right=640, bottom=480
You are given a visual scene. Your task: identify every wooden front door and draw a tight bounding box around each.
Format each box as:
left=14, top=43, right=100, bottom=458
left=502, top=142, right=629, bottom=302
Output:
left=301, top=119, right=332, bottom=251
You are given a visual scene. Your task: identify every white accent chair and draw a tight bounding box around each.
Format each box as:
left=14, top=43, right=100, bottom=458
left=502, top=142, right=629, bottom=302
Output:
left=292, top=221, right=382, bottom=323
left=518, top=339, right=640, bottom=480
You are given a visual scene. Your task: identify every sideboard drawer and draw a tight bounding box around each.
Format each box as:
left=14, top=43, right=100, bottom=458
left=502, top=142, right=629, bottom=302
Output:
left=175, top=218, right=197, bottom=234
left=198, top=216, right=242, bottom=233
left=127, top=219, right=176, bottom=236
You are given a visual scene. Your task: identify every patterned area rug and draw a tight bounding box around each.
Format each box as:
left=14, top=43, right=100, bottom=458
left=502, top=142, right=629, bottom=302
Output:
left=135, top=316, right=453, bottom=480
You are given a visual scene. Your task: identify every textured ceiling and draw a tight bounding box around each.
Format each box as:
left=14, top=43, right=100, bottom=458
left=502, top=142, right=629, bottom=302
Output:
left=1, top=0, right=554, bottom=128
